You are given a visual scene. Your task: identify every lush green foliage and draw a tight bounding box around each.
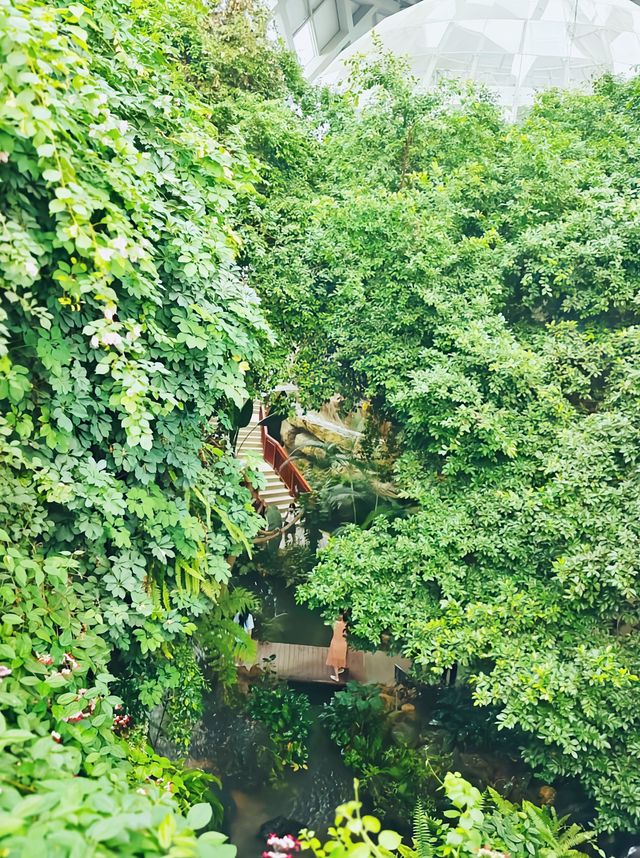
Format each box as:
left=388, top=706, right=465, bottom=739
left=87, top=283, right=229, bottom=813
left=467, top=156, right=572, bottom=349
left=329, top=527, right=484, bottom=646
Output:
left=0, top=0, right=281, bottom=848
left=247, top=682, right=312, bottom=773
left=321, top=683, right=433, bottom=820
left=300, top=774, right=596, bottom=858
left=249, top=54, right=640, bottom=830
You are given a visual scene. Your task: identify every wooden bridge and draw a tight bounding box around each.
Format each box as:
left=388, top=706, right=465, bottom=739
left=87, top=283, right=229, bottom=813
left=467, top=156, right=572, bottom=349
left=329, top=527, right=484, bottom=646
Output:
left=246, top=641, right=412, bottom=686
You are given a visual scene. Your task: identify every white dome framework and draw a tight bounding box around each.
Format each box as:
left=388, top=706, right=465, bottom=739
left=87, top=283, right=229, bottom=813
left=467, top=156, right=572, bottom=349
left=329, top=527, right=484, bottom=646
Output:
left=321, top=0, right=640, bottom=117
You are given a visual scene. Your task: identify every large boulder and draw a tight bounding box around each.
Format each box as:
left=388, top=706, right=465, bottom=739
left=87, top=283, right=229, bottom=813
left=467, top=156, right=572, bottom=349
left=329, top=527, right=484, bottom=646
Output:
left=258, top=816, right=303, bottom=840
left=280, top=419, right=299, bottom=450
left=292, top=431, right=325, bottom=452
left=288, top=412, right=362, bottom=450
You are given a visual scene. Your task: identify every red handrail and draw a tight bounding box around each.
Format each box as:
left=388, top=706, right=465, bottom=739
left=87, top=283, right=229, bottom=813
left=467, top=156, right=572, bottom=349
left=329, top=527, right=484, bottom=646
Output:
left=259, top=407, right=312, bottom=498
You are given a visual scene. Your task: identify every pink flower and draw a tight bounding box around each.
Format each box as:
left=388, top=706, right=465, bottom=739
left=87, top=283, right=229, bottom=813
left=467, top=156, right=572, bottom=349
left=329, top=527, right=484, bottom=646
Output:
left=63, top=711, right=84, bottom=724
left=62, top=653, right=79, bottom=670
left=103, top=305, right=116, bottom=321
left=0, top=152, right=9, bottom=163
left=37, top=653, right=53, bottom=666
left=0, top=666, right=12, bottom=679
left=51, top=731, right=62, bottom=743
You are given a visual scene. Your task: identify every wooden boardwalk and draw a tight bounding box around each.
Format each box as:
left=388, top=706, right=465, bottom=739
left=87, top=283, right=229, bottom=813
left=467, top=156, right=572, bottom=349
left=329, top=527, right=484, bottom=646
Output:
left=249, top=640, right=412, bottom=686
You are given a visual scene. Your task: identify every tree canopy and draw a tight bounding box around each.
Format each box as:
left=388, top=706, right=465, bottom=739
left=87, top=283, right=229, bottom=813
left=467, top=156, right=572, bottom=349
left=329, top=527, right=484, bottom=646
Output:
left=4, top=0, right=640, bottom=843
left=248, top=58, right=640, bottom=831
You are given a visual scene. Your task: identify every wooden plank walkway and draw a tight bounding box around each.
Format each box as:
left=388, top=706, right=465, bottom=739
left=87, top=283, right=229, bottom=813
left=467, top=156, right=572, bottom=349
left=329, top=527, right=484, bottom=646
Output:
left=250, top=641, right=412, bottom=686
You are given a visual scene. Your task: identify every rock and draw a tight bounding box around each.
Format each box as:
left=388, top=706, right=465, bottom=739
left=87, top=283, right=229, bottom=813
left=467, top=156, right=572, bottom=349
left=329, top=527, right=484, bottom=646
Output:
left=454, top=752, right=496, bottom=789
left=391, top=719, right=421, bottom=748
left=538, top=785, right=556, bottom=805
left=319, top=394, right=345, bottom=424
left=258, top=816, right=303, bottom=841
left=505, top=773, right=532, bottom=803
left=280, top=419, right=298, bottom=450
left=287, top=412, right=362, bottom=450
left=419, top=728, right=452, bottom=756
left=379, top=692, right=396, bottom=710
left=292, top=430, right=323, bottom=450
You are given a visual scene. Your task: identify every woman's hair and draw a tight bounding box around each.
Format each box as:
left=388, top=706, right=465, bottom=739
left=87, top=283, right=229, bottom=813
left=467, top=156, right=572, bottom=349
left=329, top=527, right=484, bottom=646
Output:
left=238, top=608, right=250, bottom=625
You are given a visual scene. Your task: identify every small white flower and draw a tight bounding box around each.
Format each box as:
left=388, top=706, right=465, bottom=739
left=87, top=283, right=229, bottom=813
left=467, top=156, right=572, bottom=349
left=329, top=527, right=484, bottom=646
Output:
left=25, top=259, right=38, bottom=278
left=103, top=305, right=116, bottom=321
left=90, top=335, right=100, bottom=349
left=111, top=236, right=127, bottom=254
left=0, top=152, right=9, bottom=163
left=97, top=246, right=115, bottom=262
left=102, top=331, right=122, bottom=346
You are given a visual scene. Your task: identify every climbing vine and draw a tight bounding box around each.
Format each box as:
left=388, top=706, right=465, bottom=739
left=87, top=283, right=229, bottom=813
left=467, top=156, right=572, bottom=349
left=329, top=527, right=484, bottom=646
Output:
left=0, top=0, right=270, bottom=849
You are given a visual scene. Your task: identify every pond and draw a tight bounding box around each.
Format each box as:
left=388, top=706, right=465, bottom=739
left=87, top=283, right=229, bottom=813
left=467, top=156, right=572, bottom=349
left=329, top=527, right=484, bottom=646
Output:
left=184, top=570, right=630, bottom=858
left=188, top=684, right=353, bottom=857
left=237, top=567, right=332, bottom=647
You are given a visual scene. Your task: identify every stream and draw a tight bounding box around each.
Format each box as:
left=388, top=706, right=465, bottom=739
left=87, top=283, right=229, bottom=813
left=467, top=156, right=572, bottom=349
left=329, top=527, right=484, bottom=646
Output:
left=190, top=686, right=353, bottom=857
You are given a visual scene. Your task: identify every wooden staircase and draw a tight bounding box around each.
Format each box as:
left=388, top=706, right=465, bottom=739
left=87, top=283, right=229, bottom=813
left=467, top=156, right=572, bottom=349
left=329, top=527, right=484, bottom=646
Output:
left=236, top=407, right=297, bottom=515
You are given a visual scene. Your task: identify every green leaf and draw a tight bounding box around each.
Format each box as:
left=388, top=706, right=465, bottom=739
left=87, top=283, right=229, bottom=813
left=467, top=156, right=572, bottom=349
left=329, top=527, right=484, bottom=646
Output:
left=378, top=831, right=402, bottom=851
left=187, top=802, right=213, bottom=830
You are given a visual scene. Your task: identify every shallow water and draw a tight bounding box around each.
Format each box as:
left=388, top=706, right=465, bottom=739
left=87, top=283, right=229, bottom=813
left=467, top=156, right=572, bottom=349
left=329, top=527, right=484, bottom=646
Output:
left=188, top=572, right=634, bottom=857
left=237, top=570, right=332, bottom=647
left=189, top=684, right=353, bottom=858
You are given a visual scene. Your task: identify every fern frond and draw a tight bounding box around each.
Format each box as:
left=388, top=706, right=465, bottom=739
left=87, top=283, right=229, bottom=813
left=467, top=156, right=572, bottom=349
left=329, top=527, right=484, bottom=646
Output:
left=487, top=787, right=516, bottom=816
left=413, top=800, right=436, bottom=858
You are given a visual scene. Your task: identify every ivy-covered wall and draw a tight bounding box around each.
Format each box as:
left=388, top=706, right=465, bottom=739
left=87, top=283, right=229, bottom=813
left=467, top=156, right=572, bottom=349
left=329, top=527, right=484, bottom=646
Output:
left=0, top=0, right=272, bottom=851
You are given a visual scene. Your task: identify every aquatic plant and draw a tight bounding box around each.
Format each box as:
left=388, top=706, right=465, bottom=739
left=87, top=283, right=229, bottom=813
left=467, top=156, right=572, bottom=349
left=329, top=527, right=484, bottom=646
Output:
left=247, top=684, right=312, bottom=774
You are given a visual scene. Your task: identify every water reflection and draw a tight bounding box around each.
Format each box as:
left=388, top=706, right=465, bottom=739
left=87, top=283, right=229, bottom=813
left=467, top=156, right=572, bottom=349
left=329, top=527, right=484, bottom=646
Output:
left=190, top=686, right=353, bottom=858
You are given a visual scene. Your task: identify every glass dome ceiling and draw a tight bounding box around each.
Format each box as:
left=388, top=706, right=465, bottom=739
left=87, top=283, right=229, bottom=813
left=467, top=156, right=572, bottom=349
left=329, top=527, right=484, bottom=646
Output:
left=321, top=0, right=640, bottom=117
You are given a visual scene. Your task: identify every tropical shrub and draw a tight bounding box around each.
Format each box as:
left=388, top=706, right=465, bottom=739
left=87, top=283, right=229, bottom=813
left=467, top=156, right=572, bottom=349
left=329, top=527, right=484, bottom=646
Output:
left=299, top=774, right=596, bottom=858
left=198, top=585, right=260, bottom=687
left=247, top=683, right=312, bottom=774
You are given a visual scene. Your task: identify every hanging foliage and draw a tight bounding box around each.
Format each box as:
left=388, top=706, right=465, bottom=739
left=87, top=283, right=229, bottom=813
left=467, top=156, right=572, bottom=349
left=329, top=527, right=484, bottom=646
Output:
left=0, top=0, right=271, bottom=849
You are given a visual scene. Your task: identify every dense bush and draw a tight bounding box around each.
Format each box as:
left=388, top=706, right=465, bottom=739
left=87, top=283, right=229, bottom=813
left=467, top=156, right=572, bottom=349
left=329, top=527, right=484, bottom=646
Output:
left=300, top=773, right=595, bottom=858
left=321, top=683, right=433, bottom=820
left=0, top=0, right=272, bottom=849
left=247, top=682, right=312, bottom=774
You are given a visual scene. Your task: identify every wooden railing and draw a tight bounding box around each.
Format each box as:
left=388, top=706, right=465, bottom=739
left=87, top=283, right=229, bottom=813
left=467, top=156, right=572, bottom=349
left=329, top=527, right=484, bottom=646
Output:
left=259, top=407, right=312, bottom=498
